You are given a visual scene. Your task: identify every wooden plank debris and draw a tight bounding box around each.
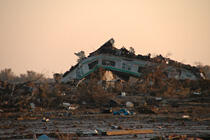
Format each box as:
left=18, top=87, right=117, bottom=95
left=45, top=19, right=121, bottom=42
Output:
left=106, top=129, right=153, bottom=136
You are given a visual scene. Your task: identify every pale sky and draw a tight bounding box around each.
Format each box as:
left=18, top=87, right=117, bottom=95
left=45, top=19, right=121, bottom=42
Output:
left=0, top=0, right=210, bottom=77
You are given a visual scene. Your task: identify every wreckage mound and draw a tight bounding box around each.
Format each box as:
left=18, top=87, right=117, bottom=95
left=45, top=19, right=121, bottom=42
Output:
left=1, top=39, right=210, bottom=139
left=62, top=38, right=205, bottom=85
left=0, top=39, right=210, bottom=119
left=0, top=65, right=210, bottom=117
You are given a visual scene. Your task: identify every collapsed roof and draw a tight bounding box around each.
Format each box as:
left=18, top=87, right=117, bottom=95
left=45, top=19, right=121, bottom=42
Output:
left=62, top=39, right=204, bottom=83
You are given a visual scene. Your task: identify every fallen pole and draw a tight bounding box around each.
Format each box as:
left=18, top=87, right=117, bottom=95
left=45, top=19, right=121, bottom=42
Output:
left=106, top=129, right=154, bottom=136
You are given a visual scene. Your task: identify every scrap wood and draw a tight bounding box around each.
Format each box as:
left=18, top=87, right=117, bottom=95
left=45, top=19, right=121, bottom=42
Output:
left=106, top=129, right=153, bottom=136
left=17, top=116, right=38, bottom=121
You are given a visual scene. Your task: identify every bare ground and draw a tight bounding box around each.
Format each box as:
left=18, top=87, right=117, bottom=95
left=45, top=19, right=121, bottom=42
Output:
left=1, top=97, right=210, bottom=140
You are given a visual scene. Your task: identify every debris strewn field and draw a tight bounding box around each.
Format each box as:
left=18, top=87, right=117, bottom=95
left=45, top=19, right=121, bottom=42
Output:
left=0, top=39, right=210, bottom=139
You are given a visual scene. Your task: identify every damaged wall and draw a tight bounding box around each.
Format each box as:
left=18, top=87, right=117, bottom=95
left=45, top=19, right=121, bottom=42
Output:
left=62, top=54, right=200, bottom=83
left=62, top=39, right=203, bottom=83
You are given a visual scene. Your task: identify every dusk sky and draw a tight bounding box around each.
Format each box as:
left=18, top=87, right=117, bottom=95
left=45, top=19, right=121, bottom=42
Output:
left=0, top=0, right=210, bottom=77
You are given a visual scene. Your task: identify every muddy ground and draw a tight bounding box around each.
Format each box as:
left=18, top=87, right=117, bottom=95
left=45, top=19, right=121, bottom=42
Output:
left=1, top=96, right=210, bottom=140
left=0, top=114, right=210, bottom=140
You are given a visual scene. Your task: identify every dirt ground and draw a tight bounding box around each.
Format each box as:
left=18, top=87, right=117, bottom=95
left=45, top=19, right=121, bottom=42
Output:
left=1, top=97, right=210, bottom=140
left=0, top=114, right=210, bottom=140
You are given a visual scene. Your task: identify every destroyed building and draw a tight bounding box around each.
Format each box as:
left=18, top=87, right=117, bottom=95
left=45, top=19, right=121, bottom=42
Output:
left=62, top=39, right=204, bottom=83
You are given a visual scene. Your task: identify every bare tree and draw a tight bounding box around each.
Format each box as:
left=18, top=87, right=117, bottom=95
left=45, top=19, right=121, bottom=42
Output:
left=0, top=68, right=16, bottom=82
left=19, top=70, right=44, bottom=82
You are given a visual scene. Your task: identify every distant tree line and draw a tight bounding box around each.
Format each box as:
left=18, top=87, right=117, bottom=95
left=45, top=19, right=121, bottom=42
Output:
left=0, top=68, right=50, bottom=83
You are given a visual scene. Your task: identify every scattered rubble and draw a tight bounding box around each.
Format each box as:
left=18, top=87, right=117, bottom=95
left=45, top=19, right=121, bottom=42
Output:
left=42, top=117, right=50, bottom=122
left=0, top=39, right=210, bottom=139
left=182, top=115, right=190, bottom=119
left=121, top=92, right=126, bottom=96
left=125, top=101, right=134, bottom=108
left=113, top=108, right=135, bottom=115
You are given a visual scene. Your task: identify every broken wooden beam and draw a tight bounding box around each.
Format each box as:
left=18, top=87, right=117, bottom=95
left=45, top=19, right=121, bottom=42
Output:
left=106, top=129, right=153, bottom=136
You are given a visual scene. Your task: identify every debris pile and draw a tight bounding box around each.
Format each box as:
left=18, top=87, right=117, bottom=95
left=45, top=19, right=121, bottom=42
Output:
left=0, top=39, right=210, bottom=117
left=62, top=38, right=205, bottom=83
left=0, top=39, right=210, bottom=139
